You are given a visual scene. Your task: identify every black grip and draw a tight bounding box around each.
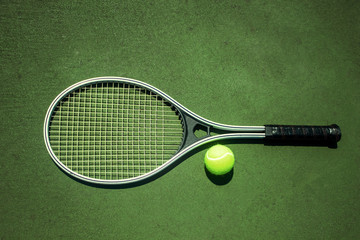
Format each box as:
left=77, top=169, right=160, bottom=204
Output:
left=265, top=124, right=341, bottom=147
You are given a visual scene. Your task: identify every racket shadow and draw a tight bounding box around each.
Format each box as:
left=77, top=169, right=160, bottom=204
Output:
left=51, top=139, right=262, bottom=189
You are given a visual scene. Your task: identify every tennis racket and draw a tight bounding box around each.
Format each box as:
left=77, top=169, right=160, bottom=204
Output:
left=44, top=77, right=341, bottom=186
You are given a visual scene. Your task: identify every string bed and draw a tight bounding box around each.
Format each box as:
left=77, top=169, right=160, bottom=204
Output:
left=48, top=82, right=184, bottom=180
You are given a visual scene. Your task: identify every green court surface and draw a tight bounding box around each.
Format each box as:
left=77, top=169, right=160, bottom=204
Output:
left=1, top=0, right=359, bottom=239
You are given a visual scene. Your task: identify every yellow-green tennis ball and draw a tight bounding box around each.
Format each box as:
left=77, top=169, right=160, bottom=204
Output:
left=204, top=144, right=235, bottom=175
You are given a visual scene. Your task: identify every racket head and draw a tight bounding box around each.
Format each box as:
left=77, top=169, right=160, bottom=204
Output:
left=44, top=77, right=187, bottom=185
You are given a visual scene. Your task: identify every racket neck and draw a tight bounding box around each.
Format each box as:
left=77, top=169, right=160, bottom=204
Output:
left=181, top=114, right=265, bottom=149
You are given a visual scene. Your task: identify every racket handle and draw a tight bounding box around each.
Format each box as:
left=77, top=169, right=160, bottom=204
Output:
left=264, top=124, right=341, bottom=147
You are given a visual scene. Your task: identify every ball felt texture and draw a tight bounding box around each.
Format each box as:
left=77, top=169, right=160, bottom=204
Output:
left=204, top=144, right=235, bottom=175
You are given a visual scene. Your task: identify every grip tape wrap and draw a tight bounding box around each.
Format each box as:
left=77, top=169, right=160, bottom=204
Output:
left=265, top=124, right=341, bottom=147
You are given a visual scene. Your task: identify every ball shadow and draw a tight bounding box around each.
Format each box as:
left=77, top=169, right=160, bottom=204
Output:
left=204, top=166, right=233, bottom=185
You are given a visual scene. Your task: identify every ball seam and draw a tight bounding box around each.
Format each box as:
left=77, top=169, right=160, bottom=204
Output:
left=205, top=152, right=234, bottom=161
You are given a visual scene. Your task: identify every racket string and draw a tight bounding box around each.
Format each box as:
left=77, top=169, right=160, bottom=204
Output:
left=49, top=82, right=184, bottom=180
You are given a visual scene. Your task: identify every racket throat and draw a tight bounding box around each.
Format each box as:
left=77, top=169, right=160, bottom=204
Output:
left=181, top=114, right=264, bottom=149
left=182, top=114, right=211, bottom=149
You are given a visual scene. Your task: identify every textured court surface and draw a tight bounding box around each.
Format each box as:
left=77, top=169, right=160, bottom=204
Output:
left=1, top=0, right=359, bottom=239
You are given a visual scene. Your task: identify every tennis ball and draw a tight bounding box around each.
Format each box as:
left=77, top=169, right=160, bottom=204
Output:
left=204, top=144, right=235, bottom=175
